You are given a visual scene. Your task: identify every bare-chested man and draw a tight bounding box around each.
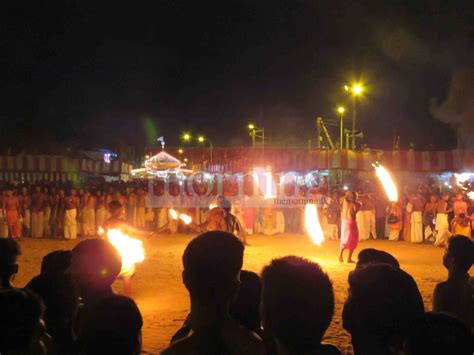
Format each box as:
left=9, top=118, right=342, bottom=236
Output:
left=4, top=189, right=21, bottom=240
left=64, top=189, right=80, bottom=240
left=453, top=193, right=468, bottom=217
left=31, top=186, right=46, bottom=238
left=83, top=191, right=96, bottom=236
left=423, top=194, right=438, bottom=242
left=135, top=188, right=146, bottom=228
left=95, top=190, right=107, bottom=229
left=409, top=192, right=426, bottom=243
left=435, top=194, right=453, bottom=247
left=19, top=186, right=31, bottom=237
left=357, top=194, right=377, bottom=240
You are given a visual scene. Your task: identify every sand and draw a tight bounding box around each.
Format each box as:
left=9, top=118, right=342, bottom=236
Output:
left=13, top=234, right=457, bottom=354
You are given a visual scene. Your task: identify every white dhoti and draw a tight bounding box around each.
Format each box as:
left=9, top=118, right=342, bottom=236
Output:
left=276, top=211, right=285, bottom=234
left=83, top=208, right=96, bottom=236
left=434, top=213, right=450, bottom=246
left=96, top=208, right=106, bottom=229
left=44, top=207, right=51, bottom=237
left=136, top=207, right=145, bottom=228
left=31, top=211, right=44, bottom=238
left=23, top=209, right=31, bottom=231
left=410, top=211, right=423, bottom=243
left=64, top=209, right=77, bottom=240
left=369, top=210, right=377, bottom=239
left=357, top=211, right=370, bottom=240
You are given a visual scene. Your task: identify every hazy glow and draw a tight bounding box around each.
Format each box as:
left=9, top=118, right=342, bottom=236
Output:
left=337, top=106, right=345, bottom=114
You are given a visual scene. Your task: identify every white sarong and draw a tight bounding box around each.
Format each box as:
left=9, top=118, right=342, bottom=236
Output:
left=64, top=209, right=77, bottom=240
left=434, top=213, right=450, bottom=246
left=410, top=211, right=423, bottom=243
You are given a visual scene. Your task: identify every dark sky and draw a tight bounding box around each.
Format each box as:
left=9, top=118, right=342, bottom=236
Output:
left=1, top=0, right=472, bottom=154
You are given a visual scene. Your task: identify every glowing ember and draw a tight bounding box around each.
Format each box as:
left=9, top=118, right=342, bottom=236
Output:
left=106, top=228, right=145, bottom=277
left=373, top=163, right=398, bottom=202
left=169, top=208, right=178, bottom=220
left=468, top=191, right=474, bottom=200
left=304, top=204, right=324, bottom=245
left=179, top=213, right=192, bottom=224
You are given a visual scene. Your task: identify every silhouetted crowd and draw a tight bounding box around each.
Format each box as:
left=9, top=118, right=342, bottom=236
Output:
left=0, top=229, right=473, bottom=354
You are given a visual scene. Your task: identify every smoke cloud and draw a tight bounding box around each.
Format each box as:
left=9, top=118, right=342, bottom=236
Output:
left=430, top=68, right=474, bottom=148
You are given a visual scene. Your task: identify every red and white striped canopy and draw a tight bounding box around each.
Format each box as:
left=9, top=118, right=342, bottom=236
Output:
left=145, top=147, right=470, bottom=173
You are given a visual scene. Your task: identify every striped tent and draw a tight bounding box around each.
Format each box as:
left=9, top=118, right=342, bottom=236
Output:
left=0, top=155, right=132, bottom=183
left=145, top=147, right=469, bottom=173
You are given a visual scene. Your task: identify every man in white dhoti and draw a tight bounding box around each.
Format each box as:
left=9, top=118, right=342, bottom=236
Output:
left=357, top=194, right=377, bottom=240
left=64, top=189, right=79, bottom=240
left=435, top=194, right=452, bottom=247
left=135, top=188, right=146, bottom=228
left=410, top=192, right=425, bottom=243
left=31, top=186, right=45, bottom=238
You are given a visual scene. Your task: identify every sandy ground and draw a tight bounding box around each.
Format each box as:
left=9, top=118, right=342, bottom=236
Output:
left=13, top=234, right=463, bottom=354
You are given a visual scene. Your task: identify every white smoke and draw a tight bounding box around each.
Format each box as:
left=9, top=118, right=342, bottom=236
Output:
left=430, top=68, right=474, bottom=148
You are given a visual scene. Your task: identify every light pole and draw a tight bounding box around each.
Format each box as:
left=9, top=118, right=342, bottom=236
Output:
left=344, top=83, right=364, bottom=150
left=337, top=106, right=345, bottom=149
left=248, top=123, right=264, bottom=153
left=197, top=135, right=213, bottom=162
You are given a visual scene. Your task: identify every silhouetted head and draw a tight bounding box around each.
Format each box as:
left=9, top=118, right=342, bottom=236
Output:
left=230, top=270, right=262, bottom=334
left=408, top=312, right=473, bottom=355
left=0, top=288, right=47, bottom=355
left=261, top=256, right=334, bottom=354
left=356, top=248, right=400, bottom=269
left=343, top=264, right=424, bottom=354
left=0, top=238, right=21, bottom=289
left=182, top=231, right=244, bottom=307
left=443, top=235, right=474, bottom=273
left=71, top=239, right=121, bottom=300
left=41, top=250, right=72, bottom=275
left=81, top=295, right=143, bottom=355
left=26, top=273, right=79, bottom=346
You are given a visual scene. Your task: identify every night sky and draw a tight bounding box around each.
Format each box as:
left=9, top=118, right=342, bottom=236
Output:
left=2, top=0, right=472, bottom=155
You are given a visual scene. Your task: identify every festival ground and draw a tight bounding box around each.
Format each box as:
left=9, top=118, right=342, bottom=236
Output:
left=13, top=234, right=467, bottom=354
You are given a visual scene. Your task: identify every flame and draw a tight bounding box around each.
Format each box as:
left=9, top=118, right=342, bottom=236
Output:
left=106, top=228, right=145, bottom=277
left=454, top=173, right=472, bottom=190
left=373, top=163, right=398, bottom=202
left=179, top=213, right=192, bottom=224
left=304, top=204, right=324, bottom=245
left=467, top=191, right=474, bottom=200
left=169, top=208, right=192, bottom=224
left=169, top=208, right=178, bottom=220
left=98, top=227, right=105, bottom=235
left=209, top=203, right=217, bottom=210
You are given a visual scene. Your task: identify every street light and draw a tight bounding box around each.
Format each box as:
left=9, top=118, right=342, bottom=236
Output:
left=178, top=149, right=183, bottom=154
left=344, top=83, right=364, bottom=150
left=197, top=135, right=213, bottom=162
left=182, top=133, right=191, bottom=141
left=337, top=106, right=345, bottom=149
left=248, top=123, right=264, bottom=151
